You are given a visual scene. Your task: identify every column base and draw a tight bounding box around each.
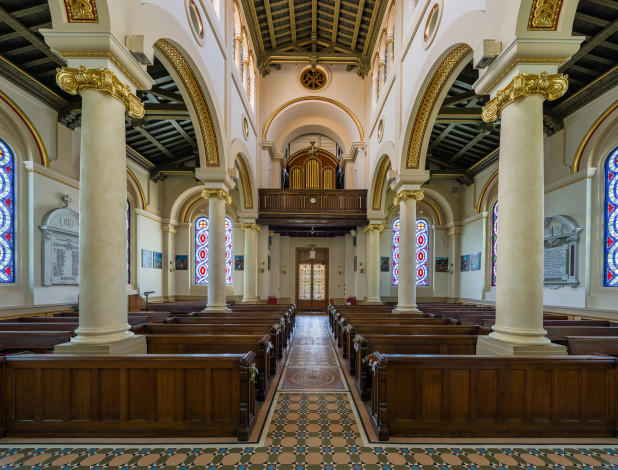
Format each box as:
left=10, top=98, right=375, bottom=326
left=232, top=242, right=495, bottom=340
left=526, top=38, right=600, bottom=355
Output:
left=202, top=306, right=231, bottom=313
left=362, top=299, right=383, bottom=305
left=54, top=335, right=147, bottom=355
left=393, top=305, right=420, bottom=313
left=241, top=297, right=260, bottom=303
left=476, top=335, right=567, bottom=356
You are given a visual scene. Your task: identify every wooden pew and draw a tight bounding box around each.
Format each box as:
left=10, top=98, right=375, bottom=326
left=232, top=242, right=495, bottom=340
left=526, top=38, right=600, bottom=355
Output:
left=567, top=337, right=618, bottom=356
left=0, top=331, right=73, bottom=353
left=369, top=353, right=617, bottom=440
left=139, top=330, right=272, bottom=401
left=0, top=323, right=80, bottom=332
left=3, top=316, right=150, bottom=326
left=544, top=326, right=618, bottom=345
left=2, top=352, right=257, bottom=440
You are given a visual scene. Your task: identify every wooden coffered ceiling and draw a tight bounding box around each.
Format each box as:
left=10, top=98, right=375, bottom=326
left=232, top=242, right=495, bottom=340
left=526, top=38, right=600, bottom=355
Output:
left=240, top=0, right=389, bottom=76
left=428, top=0, right=618, bottom=182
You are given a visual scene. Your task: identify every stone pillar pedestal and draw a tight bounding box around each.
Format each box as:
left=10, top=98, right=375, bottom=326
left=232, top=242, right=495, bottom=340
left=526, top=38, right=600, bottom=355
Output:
left=363, top=223, right=383, bottom=304
left=394, top=190, right=424, bottom=313
left=476, top=72, right=569, bottom=356
left=54, top=66, right=147, bottom=354
left=242, top=221, right=260, bottom=302
left=203, top=188, right=232, bottom=312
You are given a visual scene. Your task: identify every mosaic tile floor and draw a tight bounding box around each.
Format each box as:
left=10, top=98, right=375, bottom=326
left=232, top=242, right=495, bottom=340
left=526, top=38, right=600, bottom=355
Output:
left=0, top=315, right=617, bottom=469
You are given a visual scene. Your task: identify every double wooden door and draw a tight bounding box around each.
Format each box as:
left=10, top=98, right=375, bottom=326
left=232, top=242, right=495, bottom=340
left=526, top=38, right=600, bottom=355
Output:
left=296, top=248, right=328, bottom=312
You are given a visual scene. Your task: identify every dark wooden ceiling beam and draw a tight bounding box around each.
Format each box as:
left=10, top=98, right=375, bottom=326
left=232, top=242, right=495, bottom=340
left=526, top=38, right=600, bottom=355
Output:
left=442, top=90, right=479, bottom=107
left=142, top=86, right=184, bottom=103
left=560, top=16, right=618, bottom=72
left=448, top=129, right=493, bottom=163
left=587, top=0, right=618, bottom=7
left=12, top=4, right=50, bottom=18
left=575, top=11, right=610, bottom=27
left=0, top=5, right=65, bottom=66
left=264, top=0, right=278, bottom=48
left=170, top=121, right=196, bottom=148
left=350, top=0, right=366, bottom=50
left=332, top=0, right=341, bottom=45
left=131, top=124, right=176, bottom=160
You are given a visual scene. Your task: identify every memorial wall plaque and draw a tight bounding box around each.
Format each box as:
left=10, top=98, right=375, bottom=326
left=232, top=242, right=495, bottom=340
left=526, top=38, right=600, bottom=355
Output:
left=543, top=215, right=582, bottom=289
left=40, top=195, right=79, bottom=285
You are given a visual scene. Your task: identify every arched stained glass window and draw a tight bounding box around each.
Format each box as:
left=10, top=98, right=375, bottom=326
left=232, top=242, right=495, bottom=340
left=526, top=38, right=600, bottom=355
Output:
left=0, top=139, right=15, bottom=283
left=224, top=216, right=233, bottom=286
left=491, top=201, right=498, bottom=287
left=605, top=147, right=618, bottom=287
left=194, top=216, right=233, bottom=286
left=392, top=217, right=429, bottom=287
left=195, top=216, right=209, bottom=285
left=416, top=218, right=429, bottom=286
left=127, top=200, right=131, bottom=284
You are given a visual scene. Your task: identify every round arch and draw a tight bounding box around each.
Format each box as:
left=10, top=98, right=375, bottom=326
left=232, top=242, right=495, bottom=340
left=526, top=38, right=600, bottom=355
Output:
left=369, top=153, right=393, bottom=213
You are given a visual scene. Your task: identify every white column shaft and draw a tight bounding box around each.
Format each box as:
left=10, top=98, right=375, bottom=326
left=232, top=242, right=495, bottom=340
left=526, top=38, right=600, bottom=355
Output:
left=448, top=233, right=461, bottom=301
left=206, top=196, right=227, bottom=310
left=492, top=93, right=548, bottom=345
left=243, top=228, right=259, bottom=302
left=75, top=88, right=131, bottom=344
left=397, top=197, right=418, bottom=311
left=366, top=229, right=381, bottom=303
left=234, top=37, right=242, bottom=71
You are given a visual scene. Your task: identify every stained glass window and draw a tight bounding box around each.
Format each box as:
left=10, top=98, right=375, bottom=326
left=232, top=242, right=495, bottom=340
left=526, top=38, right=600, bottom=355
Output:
left=491, top=201, right=498, bottom=287
left=224, top=216, right=233, bottom=286
left=127, top=200, right=131, bottom=284
left=195, top=216, right=209, bottom=285
left=605, top=147, right=618, bottom=287
left=195, top=216, right=233, bottom=286
left=392, top=217, right=429, bottom=287
left=416, top=218, right=429, bottom=287
left=313, top=264, right=325, bottom=300
left=0, top=139, right=15, bottom=283
left=299, top=264, right=311, bottom=300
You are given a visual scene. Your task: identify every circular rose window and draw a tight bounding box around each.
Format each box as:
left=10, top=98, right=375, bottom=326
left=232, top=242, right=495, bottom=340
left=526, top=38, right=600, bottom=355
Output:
left=300, top=68, right=327, bottom=90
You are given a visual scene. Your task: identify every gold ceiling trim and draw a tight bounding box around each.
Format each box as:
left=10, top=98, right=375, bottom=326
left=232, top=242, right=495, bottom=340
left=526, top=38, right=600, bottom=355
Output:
left=63, top=0, right=98, bottom=23
left=155, top=39, right=220, bottom=167
left=235, top=156, right=254, bottom=209
left=0, top=90, right=50, bottom=167
left=262, top=96, right=364, bottom=141
left=371, top=157, right=391, bottom=211
left=58, top=51, right=141, bottom=89
left=405, top=44, right=472, bottom=169
left=476, top=169, right=499, bottom=214
left=480, top=57, right=568, bottom=96
left=527, top=0, right=564, bottom=31
left=126, top=168, right=147, bottom=210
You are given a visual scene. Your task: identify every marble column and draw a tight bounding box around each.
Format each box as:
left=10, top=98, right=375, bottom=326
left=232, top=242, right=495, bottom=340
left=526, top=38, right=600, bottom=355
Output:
left=447, top=227, right=461, bottom=302
left=363, top=223, right=383, bottom=304
left=242, top=58, right=249, bottom=93
left=203, top=188, right=231, bottom=312
left=162, top=223, right=177, bottom=301
left=394, top=189, right=424, bottom=312
left=234, top=31, right=242, bottom=71
left=372, top=73, right=379, bottom=106
left=249, top=71, right=256, bottom=109
left=241, top=221, right=260, bottom=302
left=54, top=66, right=146, bottom=354
left=477, top=72, right=569, bottom=355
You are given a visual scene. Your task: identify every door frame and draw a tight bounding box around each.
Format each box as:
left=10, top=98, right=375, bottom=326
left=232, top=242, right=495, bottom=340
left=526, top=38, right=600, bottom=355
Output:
left=295, top=247, right=329, bottom=310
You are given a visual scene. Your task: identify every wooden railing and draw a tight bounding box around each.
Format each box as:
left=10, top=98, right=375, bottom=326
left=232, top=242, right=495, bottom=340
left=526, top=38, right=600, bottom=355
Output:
left=258, top=189, right=367, bottom=215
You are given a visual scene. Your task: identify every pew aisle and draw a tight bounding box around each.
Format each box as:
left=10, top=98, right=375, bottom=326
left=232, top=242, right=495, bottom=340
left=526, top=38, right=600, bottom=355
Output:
left=0, top=316, right=617, bottom=469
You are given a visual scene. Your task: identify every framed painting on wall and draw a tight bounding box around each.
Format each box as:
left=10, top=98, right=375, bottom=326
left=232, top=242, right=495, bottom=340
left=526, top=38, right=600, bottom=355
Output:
left=235, top=255, right=244, bottom=270
left=381, top=256, right=389, bottom=272
left=153, top=252, right=163, bottom=269
left=175, top=255, right=188, bottom=270
left=460, top=254, right=470, bottom=272
left=142, top=249, right=152, bottom=268
left=436, top=257, right=449, bottom=272
left=470, top=252, right=481, bottom=271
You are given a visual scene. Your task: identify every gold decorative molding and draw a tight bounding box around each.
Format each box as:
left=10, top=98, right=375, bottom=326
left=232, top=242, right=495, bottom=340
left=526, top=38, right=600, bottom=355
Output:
left=476, top=170, right=499, bottom=214
left=23, top=161, right=79, bottom=190
left=126, top=168, right=147, bottom=210
left=201, top=188, right=232, bottom=205
left=235, top=157, right=254, bottom=209
left=480, top=58, right=567, bottom=95
left=58, top=51, right=141, bottom=89
left=56, top=66, right=144, bottom=118
left=394, top=189, right=424, bottom=205
left=0, top=90, right=49, bottom=167
left=262, top=96, right=364, bottom=141
left=363, top=224, right=384, bottom=233
left=482, top=72, right=568, bottom=122
left=155, top=39, right=220, bottom=167
left=63, top=0, right=98, bottom=23
left=406, top=44, right=472, bottom=169
left=241, top=222, right=261, bottom=232
left=162, top=225, right=177, bottom=234
left=528, top=0, right=564, bottom=31
left=371, top=157, right=391, bottom=210
left=447, top=228, right=462, bottom=238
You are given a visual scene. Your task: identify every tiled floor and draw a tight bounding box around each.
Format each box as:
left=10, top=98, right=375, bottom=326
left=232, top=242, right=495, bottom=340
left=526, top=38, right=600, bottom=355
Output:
left=0, top=315, right=617, bottom=469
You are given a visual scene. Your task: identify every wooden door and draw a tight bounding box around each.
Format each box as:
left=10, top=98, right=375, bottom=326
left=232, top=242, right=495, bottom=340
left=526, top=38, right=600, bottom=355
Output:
left=296, top=248, right=328, bottom=312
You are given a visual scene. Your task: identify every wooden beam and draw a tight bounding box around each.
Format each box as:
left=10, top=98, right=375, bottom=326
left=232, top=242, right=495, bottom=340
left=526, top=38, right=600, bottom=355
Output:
left=575, top=11, right=610, bottom=27
left=170, top=121, right=196, bottom=148
left=0, top=5, right=65, bottom=66
left=142, top=86, right=184, bottom=103
left=448, top=131, right=491, bottom=163
left=132, top=125, right=176, bottom=160
left=350, top=0, right=366, bottom=50
left=332, top=0, right=341, bottom=45
left=442, top=90, right=479, bottom=107
left=264, top=0, right=277, bottom=48
left=311, top=0, right=317, bottom=54
left=587, top=0, right=618, bottom=7
left=12, top=4, right=49, bottom=18
left=560, top=17, right=618, bottom=72
left=428, top=98, right=479, bottom=152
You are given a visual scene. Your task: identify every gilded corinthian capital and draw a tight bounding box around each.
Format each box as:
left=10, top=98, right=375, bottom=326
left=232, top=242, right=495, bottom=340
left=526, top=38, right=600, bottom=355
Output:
left=201, top=188, right=232, bottom=204
left=482, top=71, right=568, bottom=122
left=56, top=65, right=144, bottom=119
left=363, top=224, right=384, bottom=233
left=394, top=189, right=424, bottom=205
left=241, top=222, right=261, bottom=232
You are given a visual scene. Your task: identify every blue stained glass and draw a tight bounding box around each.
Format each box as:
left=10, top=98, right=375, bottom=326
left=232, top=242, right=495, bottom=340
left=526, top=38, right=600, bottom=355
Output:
left=195, top=216, right=209, bottom=285
left=605, top=147, right=618, bottom=287
left=194, top=216, right=233, bottom=286
left=0, top=139, right=14, bottom=283
left=492, top=201, right=498, bottom=287
left=392, top=217, right=429, bottom=287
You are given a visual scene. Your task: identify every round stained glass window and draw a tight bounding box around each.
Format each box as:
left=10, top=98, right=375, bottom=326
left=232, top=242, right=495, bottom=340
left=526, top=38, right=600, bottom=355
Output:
left=300, top=68, right=327, bottom=90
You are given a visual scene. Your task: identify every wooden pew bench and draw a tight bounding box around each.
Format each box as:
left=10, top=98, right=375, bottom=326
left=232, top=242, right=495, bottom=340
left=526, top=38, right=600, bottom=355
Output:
left=567, top=337, right=618, bottom=356
left=2, top=352, right=257, bottom=440
left=0, top=331, right=73, bottom=353
left=544, top=326, right=618, bottom=345
left=369, top=353, right=617, bottom=440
